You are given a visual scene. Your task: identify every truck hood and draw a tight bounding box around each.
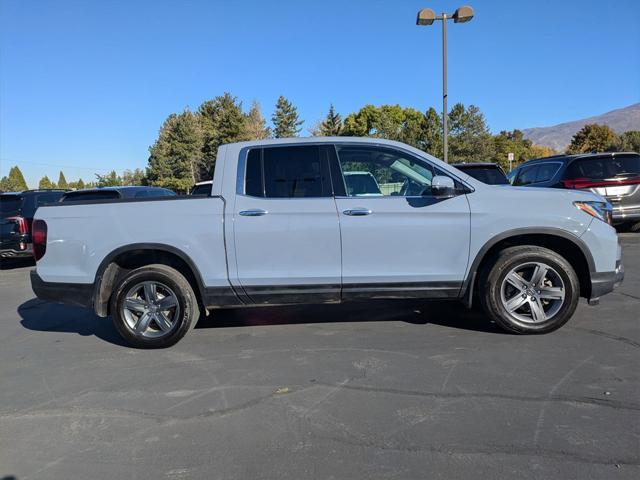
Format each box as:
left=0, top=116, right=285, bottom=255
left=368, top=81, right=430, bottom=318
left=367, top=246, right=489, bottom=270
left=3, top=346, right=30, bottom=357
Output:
left=494, top=185, right=607, bottom=203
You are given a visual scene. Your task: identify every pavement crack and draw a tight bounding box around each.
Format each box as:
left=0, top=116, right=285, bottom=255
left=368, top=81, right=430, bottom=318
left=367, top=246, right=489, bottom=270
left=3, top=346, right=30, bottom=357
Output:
left=570, top=327, right=640, bottom=349
left=313, top=382, right=640, bottom=411
left=312, top=434, right=640, bottom=466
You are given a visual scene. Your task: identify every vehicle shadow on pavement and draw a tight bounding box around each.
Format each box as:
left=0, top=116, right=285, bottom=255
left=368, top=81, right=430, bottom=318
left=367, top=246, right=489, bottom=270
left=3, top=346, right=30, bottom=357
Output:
left=17, top=298, right=503, bottom=347
left=18, top=298, right=129, bottom=347
left=0, top=257, right=35, bottom=270
left=198, top=299, right=504, bottom=334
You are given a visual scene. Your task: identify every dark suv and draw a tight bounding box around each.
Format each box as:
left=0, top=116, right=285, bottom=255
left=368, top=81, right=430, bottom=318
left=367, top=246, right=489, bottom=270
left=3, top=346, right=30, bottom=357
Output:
left=453, top=162, right=509, bottom=185
left=1, top=189, right=67, bottom=258
left=509, top=152, right=640, bottom=230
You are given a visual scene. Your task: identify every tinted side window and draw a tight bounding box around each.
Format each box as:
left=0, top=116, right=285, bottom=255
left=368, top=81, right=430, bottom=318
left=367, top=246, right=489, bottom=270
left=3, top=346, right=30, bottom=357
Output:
left=61, top=191, right=120, bottom=203
left=514, top=165, right=539, bottom=185
left=245, top=148, right=263, bottom=197
left=35, top=192, right=65, bottom=206
left=245, top=146, right=330, bottom=198
left=191, top=184, right=212, bottom=196
left=535, top=163, right=561, bottom=183
left=336, top=146, right=435, bottom=197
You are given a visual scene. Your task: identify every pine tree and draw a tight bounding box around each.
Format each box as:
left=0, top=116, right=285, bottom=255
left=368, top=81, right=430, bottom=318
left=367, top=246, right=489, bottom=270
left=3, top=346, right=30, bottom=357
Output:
left=1, top=166, right=28, bottom=192
left=244, top=100, right=270, bottom=140
left=147, top=109, right=204, bottom=192
left=57, top=171, right=68, bottom=189
left=76, top=178, right=85, bottom=190
left=272, top=96, right=303, bottom=138
left=198, top=93, right=247, bottom=179
left=423, top=107, right=443, bottom=158
left=38, top=175, right=56, bottom=189
left=318, top=104, right=343, bottom=136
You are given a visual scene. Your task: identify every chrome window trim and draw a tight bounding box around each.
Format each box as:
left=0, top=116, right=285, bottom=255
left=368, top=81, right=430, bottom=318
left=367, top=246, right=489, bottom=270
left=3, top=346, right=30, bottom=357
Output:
left=235, top=141, right=475, bottom=199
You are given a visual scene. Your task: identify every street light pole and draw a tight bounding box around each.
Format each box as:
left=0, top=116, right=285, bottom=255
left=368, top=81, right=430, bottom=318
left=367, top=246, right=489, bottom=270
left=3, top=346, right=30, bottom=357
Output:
left=416, top=6, right=474, bottom=164
left=441, top=12, right=448, bottom=163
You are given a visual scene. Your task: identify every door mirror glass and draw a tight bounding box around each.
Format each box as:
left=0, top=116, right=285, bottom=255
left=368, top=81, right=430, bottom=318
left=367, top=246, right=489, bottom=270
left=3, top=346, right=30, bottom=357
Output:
left=431, top=175, right=456, bottom=198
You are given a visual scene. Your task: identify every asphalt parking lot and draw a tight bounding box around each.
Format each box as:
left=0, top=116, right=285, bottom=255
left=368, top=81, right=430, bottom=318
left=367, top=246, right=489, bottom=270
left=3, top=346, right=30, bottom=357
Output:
left=0, top=235, right=638, bottom=480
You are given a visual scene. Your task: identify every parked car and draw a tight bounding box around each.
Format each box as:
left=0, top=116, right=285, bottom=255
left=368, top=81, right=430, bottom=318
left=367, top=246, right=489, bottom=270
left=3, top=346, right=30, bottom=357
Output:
left=509, top=152, right=640, bottom=230
left=30, top=138, right=623, bottom=347
left=60, top=186, right=176, bottom=203
left=453, top=162, right=509, bottom=185
left=190, top=180, right=213, bottom=196
left=343, top=171, right=383, bottom=196
left=1, top=189, right=67, bottom=258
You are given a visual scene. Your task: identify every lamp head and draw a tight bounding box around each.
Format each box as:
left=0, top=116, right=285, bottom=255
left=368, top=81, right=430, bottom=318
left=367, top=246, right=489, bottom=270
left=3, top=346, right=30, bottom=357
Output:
left=416, top=8, right=436, bottom=26
left=453, top=5, right=474, bottom=23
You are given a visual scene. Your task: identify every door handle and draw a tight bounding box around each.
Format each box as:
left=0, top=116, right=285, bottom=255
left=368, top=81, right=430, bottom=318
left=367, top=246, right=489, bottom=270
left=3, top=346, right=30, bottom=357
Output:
left=239, top=209, right=268, bottom=216
left=343, top=208, right=372, bottom=216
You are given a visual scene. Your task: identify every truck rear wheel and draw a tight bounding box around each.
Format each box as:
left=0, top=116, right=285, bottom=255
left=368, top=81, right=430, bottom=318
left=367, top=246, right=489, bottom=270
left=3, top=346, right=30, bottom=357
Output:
left=110, top=264, right=200, bottom=348
left=479, top=246, right=580, bottom=334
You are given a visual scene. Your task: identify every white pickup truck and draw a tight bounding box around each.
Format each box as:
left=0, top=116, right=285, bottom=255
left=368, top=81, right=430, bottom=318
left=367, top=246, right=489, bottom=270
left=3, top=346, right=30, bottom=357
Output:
left=31, top=137, right=624, bottom=347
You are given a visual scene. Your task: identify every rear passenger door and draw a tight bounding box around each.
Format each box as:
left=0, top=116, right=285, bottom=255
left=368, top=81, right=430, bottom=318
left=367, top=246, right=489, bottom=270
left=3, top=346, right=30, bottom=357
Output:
left=231, top=145, right=342, bottom=304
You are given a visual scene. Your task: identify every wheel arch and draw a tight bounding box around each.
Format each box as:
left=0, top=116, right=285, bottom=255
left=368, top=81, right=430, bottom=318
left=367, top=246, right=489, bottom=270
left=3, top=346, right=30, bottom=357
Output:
left=93, top=243, right=206, bottom=317
left=462, top=228, right=595, bottom=306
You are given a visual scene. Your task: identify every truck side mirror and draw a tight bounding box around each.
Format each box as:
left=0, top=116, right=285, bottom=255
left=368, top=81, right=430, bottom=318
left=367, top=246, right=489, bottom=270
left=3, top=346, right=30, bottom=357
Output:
left=431, top=176, right=456, bottom=199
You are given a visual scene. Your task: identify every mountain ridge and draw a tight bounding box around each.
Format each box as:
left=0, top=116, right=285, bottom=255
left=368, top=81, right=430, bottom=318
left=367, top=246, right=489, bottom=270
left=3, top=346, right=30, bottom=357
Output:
left=522, top=103, right=640, bottom=152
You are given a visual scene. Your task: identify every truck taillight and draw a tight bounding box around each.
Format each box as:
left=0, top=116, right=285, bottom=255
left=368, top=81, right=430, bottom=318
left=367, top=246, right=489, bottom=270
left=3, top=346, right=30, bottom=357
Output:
left=7, top=216, right=28, bottom=235
left=32, top=220, right=47, bottom=261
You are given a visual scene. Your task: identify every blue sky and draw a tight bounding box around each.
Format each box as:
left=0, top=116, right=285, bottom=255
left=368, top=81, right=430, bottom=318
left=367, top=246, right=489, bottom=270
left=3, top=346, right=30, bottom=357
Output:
left=1, top=0, right=639, bottom=187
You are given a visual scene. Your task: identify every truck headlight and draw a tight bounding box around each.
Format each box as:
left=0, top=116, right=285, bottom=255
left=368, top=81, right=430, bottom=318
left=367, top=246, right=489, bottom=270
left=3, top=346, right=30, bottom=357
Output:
left=574, top=201, right=613, bottom=225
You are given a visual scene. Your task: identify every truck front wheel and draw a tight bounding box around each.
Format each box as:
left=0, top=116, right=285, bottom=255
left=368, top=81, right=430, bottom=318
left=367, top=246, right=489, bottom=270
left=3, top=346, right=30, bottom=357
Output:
left=110, top=264, right=200, bottom=348
left=479, top=246, right=580, bottom=334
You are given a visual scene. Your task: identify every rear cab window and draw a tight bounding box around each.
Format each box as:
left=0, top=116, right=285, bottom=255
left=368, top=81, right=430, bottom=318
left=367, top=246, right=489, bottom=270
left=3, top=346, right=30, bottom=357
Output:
left=0, top=194, right=23, bottom=216
left=244, top=145, right=332, bottom=198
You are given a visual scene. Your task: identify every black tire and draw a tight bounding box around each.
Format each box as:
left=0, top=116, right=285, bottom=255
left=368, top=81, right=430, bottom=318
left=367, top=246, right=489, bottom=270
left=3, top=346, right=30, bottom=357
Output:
left=479, top=246, right=580, bottom=334
left=110, top=264, right=200, bottom=348
left=629, top=221, right=640, bottom=233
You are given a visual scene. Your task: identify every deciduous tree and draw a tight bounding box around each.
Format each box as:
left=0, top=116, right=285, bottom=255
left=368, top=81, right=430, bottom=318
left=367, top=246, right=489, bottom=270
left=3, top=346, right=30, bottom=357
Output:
left=244, top=100, right=270, bottom=140
left=95, top=170, right=122, bottom=187
left=619, top=130, right=640, bottom=153
left=566, top=124, right=620, bottom=154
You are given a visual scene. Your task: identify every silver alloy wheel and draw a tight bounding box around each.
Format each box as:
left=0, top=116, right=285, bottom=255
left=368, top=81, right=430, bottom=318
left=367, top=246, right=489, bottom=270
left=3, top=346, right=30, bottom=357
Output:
left=500, top=261, right=566, bottom=324
left=121, top=281, right=180, bottom=338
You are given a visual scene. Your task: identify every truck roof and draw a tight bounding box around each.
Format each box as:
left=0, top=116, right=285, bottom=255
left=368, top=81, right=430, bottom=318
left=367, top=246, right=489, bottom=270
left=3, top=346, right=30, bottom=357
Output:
left=224, top=136, right=424, bottom=149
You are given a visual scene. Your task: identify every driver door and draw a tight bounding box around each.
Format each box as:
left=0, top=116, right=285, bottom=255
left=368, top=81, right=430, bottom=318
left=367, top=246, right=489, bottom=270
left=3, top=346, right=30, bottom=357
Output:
left=332, top=144, right=471, bottom=299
